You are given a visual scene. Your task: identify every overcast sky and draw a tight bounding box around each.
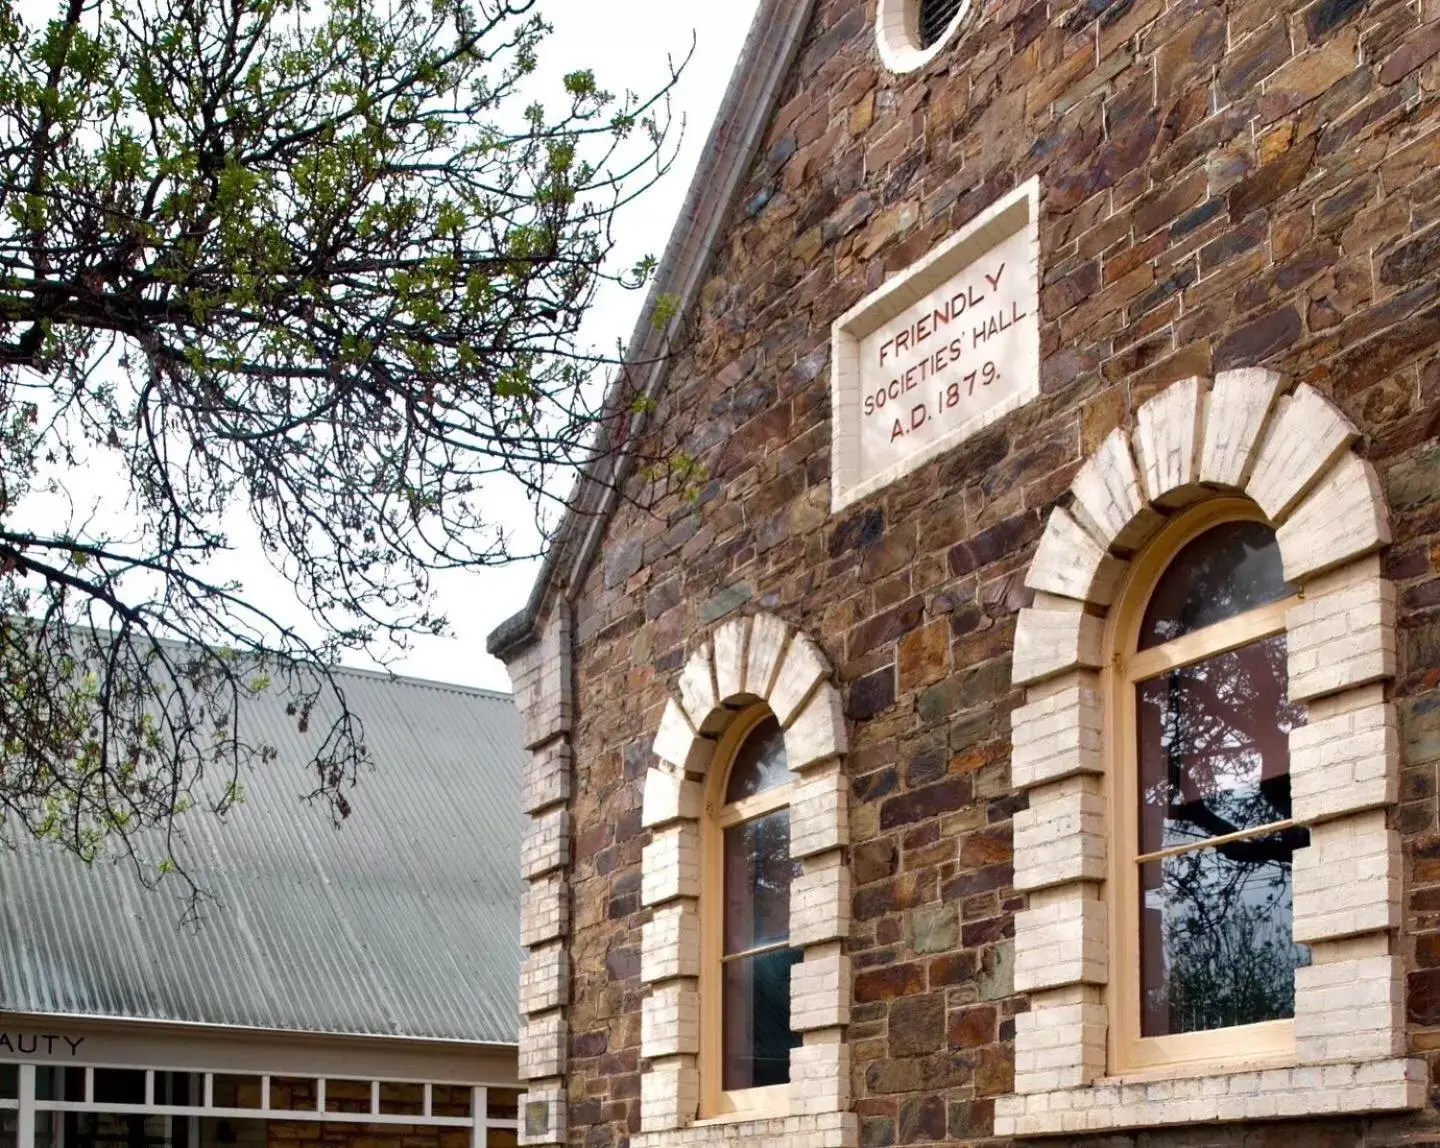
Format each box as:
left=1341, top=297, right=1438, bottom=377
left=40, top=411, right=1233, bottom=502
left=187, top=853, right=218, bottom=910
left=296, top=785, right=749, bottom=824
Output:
left=375, top=0, right=760, bottom=692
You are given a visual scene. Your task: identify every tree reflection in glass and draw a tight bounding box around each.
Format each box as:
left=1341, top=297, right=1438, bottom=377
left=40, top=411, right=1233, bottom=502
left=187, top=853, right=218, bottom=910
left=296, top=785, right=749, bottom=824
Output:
left=719, top=717, right=802, bottom=1090
left=1133, top=523, right=1310, bottom=1038
left=1139, top=520, right=1293, bottom=649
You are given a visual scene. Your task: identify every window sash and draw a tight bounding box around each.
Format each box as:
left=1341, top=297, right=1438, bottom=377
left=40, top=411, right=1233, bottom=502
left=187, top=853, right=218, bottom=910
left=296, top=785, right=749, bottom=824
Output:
left=1124, top=596, right=1295, bottom=684
left=699, top=704, right=797, bottom=1122
left=1106, top=499, right=1302, bottom=1075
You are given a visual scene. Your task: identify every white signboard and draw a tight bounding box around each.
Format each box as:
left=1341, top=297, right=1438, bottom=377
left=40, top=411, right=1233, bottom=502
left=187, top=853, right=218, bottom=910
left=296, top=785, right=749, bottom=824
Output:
left=831, top=179, right=1040, bottom=511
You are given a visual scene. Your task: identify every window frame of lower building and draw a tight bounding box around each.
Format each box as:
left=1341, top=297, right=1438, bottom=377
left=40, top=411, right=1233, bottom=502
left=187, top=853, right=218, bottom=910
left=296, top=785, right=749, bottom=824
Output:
left=1105, top=497, right=1303, bottom=1074
left=697, top=702, right=801, bottom=1121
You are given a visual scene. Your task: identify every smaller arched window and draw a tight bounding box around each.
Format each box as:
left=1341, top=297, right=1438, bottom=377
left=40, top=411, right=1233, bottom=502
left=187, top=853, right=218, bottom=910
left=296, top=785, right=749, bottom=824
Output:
left=1110, top=501, right=1311, bottom=1072
left=699, top=705, right=802, bottom=1119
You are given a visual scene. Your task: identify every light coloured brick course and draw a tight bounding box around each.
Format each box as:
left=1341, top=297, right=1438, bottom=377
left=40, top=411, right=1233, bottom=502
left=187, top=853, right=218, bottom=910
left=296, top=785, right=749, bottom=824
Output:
left=518, top=1010, right=566, bottom=1080
left=1014, top=892, right=1106, bottom=992
left=1290, top=689, right=1398, bottom=822
left=744, top=613, right=790, bottom=699
left=522, top=739, right=572, bottom=815
left=995, top=1058, right=1425, bottom=1136
left=642, top=823, right=700, bottom=906
left=784, top=681, right=847, bottom=771
left=1199, top=367, right=1282, bottom=488
left=1286, top=570, right=1396, bottom=702
left=1012, top=778, right=1105, bottom=892
left=520, top=806, right=570, bottom=880
left=678, top=640, right=722, bottom=734
left=632, top=1112, right=858, bottom=1148
left=1011, top=672, right=1102, bottom=788
left=642, top=1054, right=696, bottom=1135
left=1133, top=374, right=1202, bottom=504
left=1246, top=384, right=1359, bottom=522
left=791, top=1034, right=849, bottom=1116
left=641, top=766, right=702, bottom=830
left=512, top=605, right=573, bottom=750
left=712, top=615, right=748, bottom=702
left=1295, top=955, right=1406, bottom=1062
left=791, top=851, right=851, bottom=945
left=1013, top=988, right=1105, bottom=1094
left=520, top=942, right=569, bottom=1016
left=641, top=900, right=700, bottom=983
left=1277, top=452, right=1391, bottom=583
left=520, top=873, right=568, bottom=947
left=1069, top=426, right=1157, bottom=552
left=791, top=944, right=850, bottom=1031
left=1026, top=506, right=1125, bottom=606
left=791, top=766, right=848, bottom=858
left=652, top=697, right=715, bottom=774
left=641, top=981, right=700, bottom=1058
left=1012, top=601, right=1104, bottom=688
left=769, top=631, right=830, bottom=728
left=1293, top=812, right=1400, bottom=942
left=640, top=1056, right=698, bottom=1133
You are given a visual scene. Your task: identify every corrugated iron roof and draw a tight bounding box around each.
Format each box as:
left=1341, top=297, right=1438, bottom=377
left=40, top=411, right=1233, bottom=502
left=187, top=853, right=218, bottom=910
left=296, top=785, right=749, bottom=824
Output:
left=0, top=665, right=523, bottom=1046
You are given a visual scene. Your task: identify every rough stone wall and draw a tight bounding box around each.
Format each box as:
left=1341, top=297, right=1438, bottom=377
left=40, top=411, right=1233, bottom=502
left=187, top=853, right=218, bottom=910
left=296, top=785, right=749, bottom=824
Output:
left=559, top=0, right=1440, bottom=1146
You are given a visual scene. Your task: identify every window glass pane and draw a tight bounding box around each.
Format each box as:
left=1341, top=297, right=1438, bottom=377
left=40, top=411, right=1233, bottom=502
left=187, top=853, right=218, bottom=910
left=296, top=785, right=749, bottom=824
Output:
left=487, top=1088, right=522, bottom=1119
left=724, top=716, right=789, bottom=803
left=0, top=1064, right=15, bottom=1099
left=93, top=1069, right=146, bottom=1105
left=1138, top=634, right=1305, bottom=856
left=1139, top=521, right=1293, bottom=649
left=723, top=809, right=799, bottom=954
left=1140, top=829, right=1311, bottom=1036
left=722, top=947, right=803, bottom=1090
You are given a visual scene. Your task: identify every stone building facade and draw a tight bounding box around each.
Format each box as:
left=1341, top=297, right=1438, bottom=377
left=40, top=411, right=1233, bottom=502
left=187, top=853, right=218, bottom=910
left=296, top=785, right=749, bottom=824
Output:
left=490, top=0, right=1440, bottom=1143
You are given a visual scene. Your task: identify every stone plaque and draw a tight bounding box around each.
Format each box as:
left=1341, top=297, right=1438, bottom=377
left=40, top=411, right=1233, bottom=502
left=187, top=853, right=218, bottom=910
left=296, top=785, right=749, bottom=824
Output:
left=830, top=178, right=1041, bottom=510
left=525, top=1100, right=551, bottom=1137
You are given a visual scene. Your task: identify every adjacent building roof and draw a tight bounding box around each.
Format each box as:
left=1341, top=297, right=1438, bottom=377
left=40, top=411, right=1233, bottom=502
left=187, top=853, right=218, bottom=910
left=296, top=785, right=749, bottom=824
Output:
left=0, top=666, right=523, bottom=1046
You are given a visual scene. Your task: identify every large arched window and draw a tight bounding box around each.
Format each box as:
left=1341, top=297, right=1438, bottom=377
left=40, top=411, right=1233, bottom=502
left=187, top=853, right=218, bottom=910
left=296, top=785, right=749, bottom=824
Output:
left=1109, top=500, right=1310, bottom=1071
left=699, top=704, right=802, bottom=1118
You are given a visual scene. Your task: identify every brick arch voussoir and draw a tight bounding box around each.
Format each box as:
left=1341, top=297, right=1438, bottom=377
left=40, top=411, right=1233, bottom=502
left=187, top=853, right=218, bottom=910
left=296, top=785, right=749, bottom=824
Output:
left=645, top=612, right=848, bottom=827
left=1013, top=369, right=1391, bottom=690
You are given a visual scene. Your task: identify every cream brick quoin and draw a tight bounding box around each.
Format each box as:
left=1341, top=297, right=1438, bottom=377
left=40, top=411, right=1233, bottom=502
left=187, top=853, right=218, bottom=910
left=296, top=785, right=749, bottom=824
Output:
left=638, top=613, right=857, bottom=1148
left=999, top=370, right=1424, bottom=1138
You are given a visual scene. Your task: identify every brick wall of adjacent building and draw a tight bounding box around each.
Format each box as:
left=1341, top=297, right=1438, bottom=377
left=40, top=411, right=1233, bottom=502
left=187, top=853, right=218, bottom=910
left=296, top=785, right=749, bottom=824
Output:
left=552, top=0, right=1440, bottom=1145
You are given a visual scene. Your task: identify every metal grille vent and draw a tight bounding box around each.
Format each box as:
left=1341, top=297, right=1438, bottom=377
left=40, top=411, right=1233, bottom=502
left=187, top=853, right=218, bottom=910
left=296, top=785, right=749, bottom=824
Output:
left=918, top=0, right=965, bottom=48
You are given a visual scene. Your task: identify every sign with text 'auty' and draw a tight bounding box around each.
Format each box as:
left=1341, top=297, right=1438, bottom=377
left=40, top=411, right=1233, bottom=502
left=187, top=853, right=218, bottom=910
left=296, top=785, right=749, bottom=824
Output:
left=830, top=179, right=1041, bottom=511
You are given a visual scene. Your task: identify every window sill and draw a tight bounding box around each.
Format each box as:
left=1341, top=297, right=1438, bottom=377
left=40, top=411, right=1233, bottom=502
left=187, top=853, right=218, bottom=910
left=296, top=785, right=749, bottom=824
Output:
left=691, top=1107, right=788, bottom=1128
left=633, top=1111, right=855, bottom=1148
left=995, top=1058, right=1426, bottom=1139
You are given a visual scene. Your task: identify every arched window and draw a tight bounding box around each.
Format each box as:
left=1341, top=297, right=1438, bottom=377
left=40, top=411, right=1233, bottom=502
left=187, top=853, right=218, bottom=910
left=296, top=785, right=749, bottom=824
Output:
left=699, top=705, right=802, bottom=1118
left=1109, top=500, right=1311, bottom=1070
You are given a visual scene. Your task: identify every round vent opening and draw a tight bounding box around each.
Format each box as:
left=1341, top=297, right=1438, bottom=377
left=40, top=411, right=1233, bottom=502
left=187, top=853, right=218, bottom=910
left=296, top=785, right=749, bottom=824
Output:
left=918, top=0, right=966, bottom=49
left=876, top=0, right=972, bottom=74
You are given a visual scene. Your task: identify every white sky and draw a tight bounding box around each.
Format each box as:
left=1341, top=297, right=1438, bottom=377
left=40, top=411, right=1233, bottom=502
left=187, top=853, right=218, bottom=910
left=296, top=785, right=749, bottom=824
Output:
left=389, top=0, right=760, bottom=692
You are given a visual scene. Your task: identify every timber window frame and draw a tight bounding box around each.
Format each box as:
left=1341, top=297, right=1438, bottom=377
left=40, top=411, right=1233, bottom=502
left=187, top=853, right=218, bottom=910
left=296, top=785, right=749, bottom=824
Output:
left=636, top=613, right=855, bottom=1148
left=997, top=371, right=1423, bottom=1138
left=698, top=703, right=802, bottom=1120
left=1105, top=499, right=1304, bottom=1074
